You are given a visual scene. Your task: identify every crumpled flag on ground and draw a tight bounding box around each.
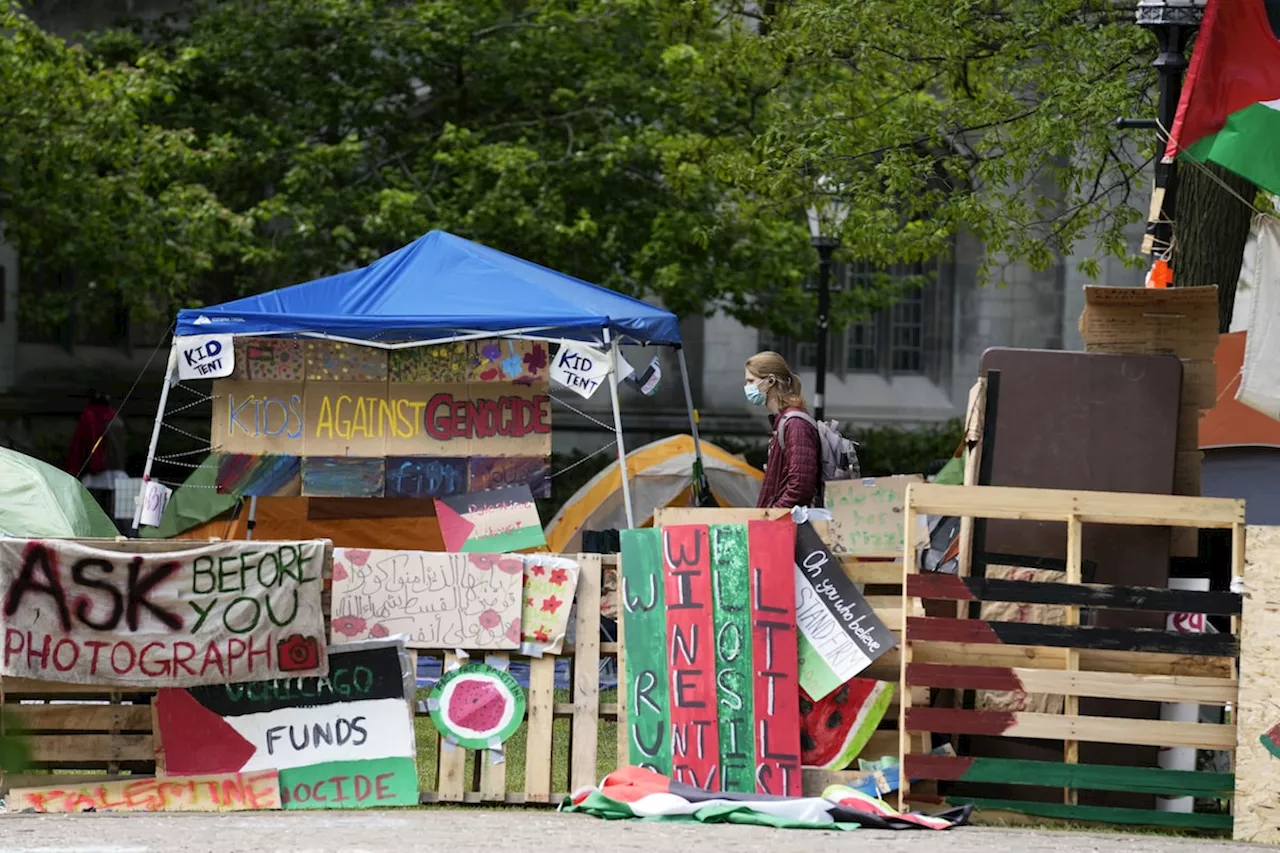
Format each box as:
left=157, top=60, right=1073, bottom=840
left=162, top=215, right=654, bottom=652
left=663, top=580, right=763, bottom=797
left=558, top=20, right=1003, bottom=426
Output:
left=560, top=766, right=971, bottom=831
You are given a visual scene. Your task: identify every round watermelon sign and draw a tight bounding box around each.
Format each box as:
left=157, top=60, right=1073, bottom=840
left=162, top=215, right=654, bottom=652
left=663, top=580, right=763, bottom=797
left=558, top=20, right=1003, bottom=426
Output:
left=430, top=662, right=526, bottom=750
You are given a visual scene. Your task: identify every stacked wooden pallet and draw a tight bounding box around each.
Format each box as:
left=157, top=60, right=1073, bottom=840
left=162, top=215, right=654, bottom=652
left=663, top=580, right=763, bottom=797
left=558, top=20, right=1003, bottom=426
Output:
left=898, top=482, right=1244, bottom=831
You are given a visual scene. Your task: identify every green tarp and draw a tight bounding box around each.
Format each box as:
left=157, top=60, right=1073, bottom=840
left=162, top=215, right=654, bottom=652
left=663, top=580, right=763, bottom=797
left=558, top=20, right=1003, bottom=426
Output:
left=0, top=446, right=119, bottom=538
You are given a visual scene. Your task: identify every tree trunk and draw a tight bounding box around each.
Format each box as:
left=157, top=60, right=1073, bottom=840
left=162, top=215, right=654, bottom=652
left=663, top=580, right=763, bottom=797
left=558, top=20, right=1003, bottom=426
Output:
left=1171, top=161, right=1256, bottom=333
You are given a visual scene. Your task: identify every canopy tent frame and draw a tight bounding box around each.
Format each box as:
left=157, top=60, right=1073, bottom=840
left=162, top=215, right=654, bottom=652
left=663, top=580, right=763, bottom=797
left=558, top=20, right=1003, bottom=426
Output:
left=132, top=328, right=706, bottom=536
left=136, top=228, right=709, bottom=536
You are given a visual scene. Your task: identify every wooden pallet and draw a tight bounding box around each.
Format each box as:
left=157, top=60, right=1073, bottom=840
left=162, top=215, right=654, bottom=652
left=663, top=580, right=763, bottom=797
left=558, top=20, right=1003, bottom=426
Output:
left=1, top=551, right=618, bottom=806
left=647, top=507, right=906, bottom=795
left=899, top=483, right=1244, bottom=830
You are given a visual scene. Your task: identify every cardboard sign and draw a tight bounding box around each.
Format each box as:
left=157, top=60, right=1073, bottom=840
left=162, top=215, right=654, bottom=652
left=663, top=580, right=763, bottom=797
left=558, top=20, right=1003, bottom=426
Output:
left=9, top=771, right=282, bottom=813
left=435, top=485, right=546, bottom=553
left=793, top=522, right=897, bottom=700
left=825, top=475, right=928, bottom=556
left=519, top=555, right=580, bottom=656
left=177, top=334, right=235, bottom=380
left=551, top=342, right=612, bottom=399
left=154, top=638, right=418, bottom=810
left=620, top=520, right=802, bottom=796
left=330, top=548, right=522, bottom=650
left=0, top=538, right=329, bottom=686
left=211, top=338, right=552, bottom=498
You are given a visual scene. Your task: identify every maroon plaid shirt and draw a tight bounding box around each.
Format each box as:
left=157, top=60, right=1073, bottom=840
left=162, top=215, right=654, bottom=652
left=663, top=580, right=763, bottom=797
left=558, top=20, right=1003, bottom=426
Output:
left=756, top=407, right=822, bottom=508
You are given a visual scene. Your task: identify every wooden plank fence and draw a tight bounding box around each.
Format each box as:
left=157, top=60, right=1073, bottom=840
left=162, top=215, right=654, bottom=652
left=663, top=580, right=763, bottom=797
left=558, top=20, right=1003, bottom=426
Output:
left=899, top=483, right=1245, bottom=831
left=0, top=550, right=620, bottom=805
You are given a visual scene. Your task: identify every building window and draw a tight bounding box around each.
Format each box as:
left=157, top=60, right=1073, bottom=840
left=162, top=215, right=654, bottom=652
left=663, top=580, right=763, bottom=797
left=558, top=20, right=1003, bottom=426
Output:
left=760, top=250, right=951, bottom=385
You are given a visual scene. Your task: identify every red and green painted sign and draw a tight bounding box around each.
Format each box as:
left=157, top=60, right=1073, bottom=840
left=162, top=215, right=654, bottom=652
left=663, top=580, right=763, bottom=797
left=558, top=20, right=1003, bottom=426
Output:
left=153, top=638, right=418, bottom=810
left=620, top=520, right=802, bottom=796
left=428, top=661, right=525, bottom=750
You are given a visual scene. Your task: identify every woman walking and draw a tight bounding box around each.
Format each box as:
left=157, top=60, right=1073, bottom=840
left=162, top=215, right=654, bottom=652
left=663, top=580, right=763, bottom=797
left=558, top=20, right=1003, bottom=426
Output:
left=745, top=351, right=822, bottom=509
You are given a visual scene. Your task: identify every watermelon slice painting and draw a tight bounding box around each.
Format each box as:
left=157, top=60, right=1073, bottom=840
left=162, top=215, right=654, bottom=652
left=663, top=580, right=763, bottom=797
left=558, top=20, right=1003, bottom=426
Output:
left=430, top=662, right=526, bottom=750
left=1261, top=721, right=1280, bottom=760
left=800, top=678, right=896, bottom=770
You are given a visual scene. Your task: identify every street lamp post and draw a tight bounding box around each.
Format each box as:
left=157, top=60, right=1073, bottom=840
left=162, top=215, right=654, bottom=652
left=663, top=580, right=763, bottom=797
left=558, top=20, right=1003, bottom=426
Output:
left=806, top=184, right=849, bottom=423
left=1134, top=0, right=1206, bottom=256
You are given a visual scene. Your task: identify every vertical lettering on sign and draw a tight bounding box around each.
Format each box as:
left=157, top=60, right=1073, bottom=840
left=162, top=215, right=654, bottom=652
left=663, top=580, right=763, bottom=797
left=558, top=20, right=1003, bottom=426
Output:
left=709, top=525, right=756, bottom=794
left=747, top=518, right=802, bottom=797
left=618, top=529, right=671, bottom=775
left=663, top=525, right=720, bottom=792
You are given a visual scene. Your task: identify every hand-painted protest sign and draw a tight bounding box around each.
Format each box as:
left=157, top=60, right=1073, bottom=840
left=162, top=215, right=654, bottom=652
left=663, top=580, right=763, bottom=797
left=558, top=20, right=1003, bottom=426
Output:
left=429, top=660, right=525, bottom=750
left=793, top=522, right=897, bottom=700
left=154, top=637, right=417, bottom=810
left=211, top=337, right=552, bottom=498
left=551, top=341, right=612, bottom=399
left=519, top=555, right=579, bottom=656
left=177, top=334, right=235, bottom=380
left=8, top=771, right=282, bottom=813
left=620, top=520, right=802, bottom=796
left=0, top=538, right=328, bottom=686
left=138, top=480, right=173, bottom=528
left=435, top=484, right=546, bottom=553
left=330, top=548, right=522, bottom=650
left=825, top=475, right=927, bottom=557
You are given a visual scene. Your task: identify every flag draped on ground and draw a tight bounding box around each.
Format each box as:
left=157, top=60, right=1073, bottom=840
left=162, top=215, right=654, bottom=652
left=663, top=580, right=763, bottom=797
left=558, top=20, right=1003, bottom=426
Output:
left=561, top=766, right=971, bottom=831
left=1164, top=0, right=1280, bottom=196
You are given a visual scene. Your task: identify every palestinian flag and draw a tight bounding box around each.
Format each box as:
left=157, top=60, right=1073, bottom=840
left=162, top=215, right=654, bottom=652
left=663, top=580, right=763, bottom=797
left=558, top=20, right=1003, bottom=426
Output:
left=1164, top=0, right=1280, bottom=195
left=561, top=766, right=971, bottom=831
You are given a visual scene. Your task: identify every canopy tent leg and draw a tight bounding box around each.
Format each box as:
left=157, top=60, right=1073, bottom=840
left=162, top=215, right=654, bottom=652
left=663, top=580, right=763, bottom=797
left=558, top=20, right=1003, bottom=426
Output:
left=131, top=344, right=179, bottom=535
left=604, top=330, right=635, bottom=530
left=675, top=346, right=712, bottom=506
left=245, top=495, right=259, bottom=541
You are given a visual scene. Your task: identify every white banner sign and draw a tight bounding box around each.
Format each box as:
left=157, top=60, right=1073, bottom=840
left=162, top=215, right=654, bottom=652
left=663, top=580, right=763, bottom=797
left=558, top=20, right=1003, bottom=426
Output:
left=176, top=334, right=235, bottom=380
left=551, top=342, right=612, bottom=399
left=0, top=538, right=329, bottom=686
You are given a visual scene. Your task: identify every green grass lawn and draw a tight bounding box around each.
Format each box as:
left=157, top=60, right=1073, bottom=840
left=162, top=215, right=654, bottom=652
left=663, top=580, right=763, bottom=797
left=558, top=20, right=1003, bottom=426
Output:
left=414, top=688, right=618, bottom=797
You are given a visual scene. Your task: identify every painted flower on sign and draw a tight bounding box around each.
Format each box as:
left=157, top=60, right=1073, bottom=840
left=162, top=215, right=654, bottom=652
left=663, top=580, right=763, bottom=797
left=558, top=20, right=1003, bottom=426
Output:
left=530, top=565, right=546, bottom=577
left=369, top=623, right=390, bottom=638
left=497, top=558, right=524, bottom=575
left=345, top=550, right=371, bottom=567
left=541, top=595, right=562, bottom=613
left=469, top=555, right=498, bottom=572
left=533, top=628, right=550, bottom=643
left=524, top=345, right=548, bottom=373
left=548, top=568, right=568, bottom=586
left=506, top=620, right=522, bottom=645
left=332, top=615, right=367, bottom=638
left=478, top=609, right=502, bottom=630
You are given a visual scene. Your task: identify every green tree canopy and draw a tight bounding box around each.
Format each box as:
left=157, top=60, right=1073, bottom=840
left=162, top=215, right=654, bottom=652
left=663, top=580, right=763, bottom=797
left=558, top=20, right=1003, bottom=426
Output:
left=4, top=0, right=1171, bottom=335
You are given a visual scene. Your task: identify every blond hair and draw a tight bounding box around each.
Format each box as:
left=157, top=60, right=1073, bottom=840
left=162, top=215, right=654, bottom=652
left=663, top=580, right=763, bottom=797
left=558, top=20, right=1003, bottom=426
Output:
left=745, top=351, right=807, bottom=412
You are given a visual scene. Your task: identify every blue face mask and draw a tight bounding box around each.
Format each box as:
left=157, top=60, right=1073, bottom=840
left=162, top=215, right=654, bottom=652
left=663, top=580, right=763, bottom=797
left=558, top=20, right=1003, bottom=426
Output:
left=744, top=382, right=767, bottom=406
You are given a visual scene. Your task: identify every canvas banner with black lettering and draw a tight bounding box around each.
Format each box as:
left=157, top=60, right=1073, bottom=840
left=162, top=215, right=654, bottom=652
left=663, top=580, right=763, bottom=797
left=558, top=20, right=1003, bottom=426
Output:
left=0, top=538, right=329, bottom=686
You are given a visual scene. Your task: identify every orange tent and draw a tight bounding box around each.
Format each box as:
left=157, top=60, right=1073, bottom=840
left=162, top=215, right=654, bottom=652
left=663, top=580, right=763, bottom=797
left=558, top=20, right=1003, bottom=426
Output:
left=1200, top=331, right=1280, bottom=448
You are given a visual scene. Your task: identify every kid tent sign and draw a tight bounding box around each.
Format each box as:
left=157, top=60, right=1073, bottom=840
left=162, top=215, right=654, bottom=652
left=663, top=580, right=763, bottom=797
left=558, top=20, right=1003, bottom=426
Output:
left=0, top=538, right=329, bottom=686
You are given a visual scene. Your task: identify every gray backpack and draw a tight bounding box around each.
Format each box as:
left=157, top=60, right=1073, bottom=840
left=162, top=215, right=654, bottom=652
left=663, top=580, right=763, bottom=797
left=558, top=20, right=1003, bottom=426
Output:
left=776, top=411, right=861, bottom=481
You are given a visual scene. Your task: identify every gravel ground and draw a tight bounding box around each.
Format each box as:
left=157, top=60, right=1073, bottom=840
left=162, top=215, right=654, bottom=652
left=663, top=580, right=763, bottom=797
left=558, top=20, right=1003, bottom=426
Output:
left=0, top=809, right=1262, bottom=853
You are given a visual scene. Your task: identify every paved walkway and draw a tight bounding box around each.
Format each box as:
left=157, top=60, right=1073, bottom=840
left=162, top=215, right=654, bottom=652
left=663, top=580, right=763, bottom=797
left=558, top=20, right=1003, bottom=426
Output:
left=0, top=809, right=1257, bottom=852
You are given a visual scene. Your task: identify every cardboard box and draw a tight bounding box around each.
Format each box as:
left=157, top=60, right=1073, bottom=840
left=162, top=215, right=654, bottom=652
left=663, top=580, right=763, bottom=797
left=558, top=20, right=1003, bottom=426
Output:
left=1173, top=450, right=1204, bottom=496
left=1171, top=449, right=1204, bottom=558
left=1080, top=285, right=1219, bottom=360
left=1177, top=403, right=1202, bottom=451
left=1182, top=358, right=1218, bottom=410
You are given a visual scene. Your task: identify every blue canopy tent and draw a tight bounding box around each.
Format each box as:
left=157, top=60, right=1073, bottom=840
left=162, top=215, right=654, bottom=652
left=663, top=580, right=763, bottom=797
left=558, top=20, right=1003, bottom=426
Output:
left=140, top=230, right=707, bottom=531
